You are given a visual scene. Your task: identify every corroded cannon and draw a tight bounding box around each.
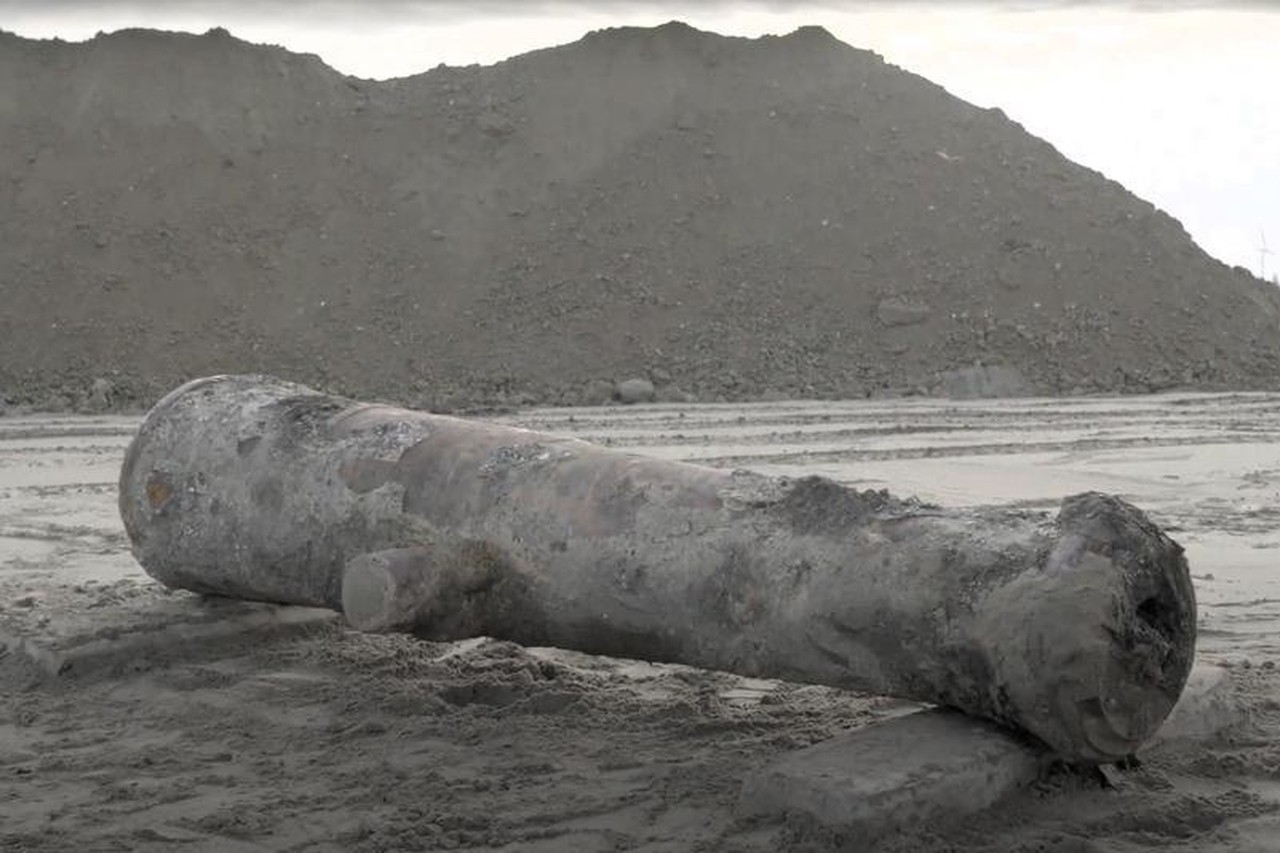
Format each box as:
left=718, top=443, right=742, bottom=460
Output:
left=118, top=375, right=1196, bottom=763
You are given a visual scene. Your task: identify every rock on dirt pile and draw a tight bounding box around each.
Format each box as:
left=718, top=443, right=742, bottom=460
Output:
left=3, top=22, right=1279, bottom=411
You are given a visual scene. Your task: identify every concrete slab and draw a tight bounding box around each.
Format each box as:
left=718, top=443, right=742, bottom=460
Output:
left=737, top=708, right=1048, bottom=837
left=0, top=578, right=338, bottom=680
left=737, top=662, right=1245, bottom=838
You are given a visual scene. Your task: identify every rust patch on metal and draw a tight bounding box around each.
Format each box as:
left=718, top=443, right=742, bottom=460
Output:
left=145, top=474, right=172, bottom=509
left=339, top=458, right=398, bottom=494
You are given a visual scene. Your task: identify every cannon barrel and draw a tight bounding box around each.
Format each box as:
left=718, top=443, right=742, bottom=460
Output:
left=119, top=375, right=1196, bottom=763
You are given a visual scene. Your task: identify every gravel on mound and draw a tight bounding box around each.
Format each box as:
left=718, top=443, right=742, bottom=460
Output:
left=2, top=22, right=1279, bottom=412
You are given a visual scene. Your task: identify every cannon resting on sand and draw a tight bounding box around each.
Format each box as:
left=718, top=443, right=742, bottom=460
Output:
left=119, top=375, right=1196, bottom=764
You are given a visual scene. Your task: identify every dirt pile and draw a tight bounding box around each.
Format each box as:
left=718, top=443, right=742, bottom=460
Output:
left=3, top=22, right=1279, bottom=411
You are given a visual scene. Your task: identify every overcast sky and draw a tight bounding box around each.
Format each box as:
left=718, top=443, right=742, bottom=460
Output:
left=4, top=1, right=1278, bottom=278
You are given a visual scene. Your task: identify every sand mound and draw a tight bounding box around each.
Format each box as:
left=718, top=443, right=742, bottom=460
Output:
left=2, top=22, right=1278, bottom=411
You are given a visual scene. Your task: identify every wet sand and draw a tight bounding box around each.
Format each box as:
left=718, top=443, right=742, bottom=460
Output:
left=3, top=394, right=1280, bottom=851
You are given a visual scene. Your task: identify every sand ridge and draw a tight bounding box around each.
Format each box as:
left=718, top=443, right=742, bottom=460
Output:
left=3, top=23, right=1279, bottom=412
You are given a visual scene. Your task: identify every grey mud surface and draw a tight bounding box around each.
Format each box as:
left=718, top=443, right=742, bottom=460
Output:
left=4, top=394, right=1280, bottom=851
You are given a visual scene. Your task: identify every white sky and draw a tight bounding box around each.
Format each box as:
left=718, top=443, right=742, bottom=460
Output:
left=4, top=1, right=1278, bottom=277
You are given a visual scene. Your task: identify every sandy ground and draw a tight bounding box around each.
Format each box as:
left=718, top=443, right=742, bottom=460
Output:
left=3, top=394, right=1280, bottom=851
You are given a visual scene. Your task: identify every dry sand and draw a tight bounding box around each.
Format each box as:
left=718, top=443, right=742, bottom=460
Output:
left=3, top=394, right=1280, bottom=851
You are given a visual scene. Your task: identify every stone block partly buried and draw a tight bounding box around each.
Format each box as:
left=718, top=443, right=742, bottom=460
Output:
left=614, top=377, right=657, bottom=404
left=738, top=709, right=1047, bottom=837
left=1145, top=662, right=1247, bottom=746
left=0, top=581, right=338, bottom=681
